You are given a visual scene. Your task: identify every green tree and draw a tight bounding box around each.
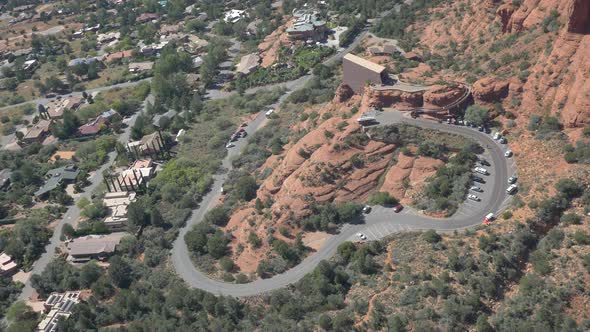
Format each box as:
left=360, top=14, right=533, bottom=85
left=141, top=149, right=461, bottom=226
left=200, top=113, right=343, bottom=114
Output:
left=204, top=206, right=229, bottom=226
left=464, top=105, right=489, bottom=126
left=235, top=175, right=258, bottom=201
left=108, top=256, right=132, bottom=288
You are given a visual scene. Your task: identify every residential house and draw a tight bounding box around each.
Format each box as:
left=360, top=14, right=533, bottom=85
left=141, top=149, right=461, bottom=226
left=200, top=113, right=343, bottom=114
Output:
left=44, top=96, right=84, bottom=119
left=67, top=233, right=126, bottom=263
left=136, top=12, right=158, bottom=23
left=286, top=10, right=327, bottom=41
left=68, top=57, right=98, bottom=67
left=0, top=253, right=18, bottom=276
left=0, top=169, right=11, bottom=191
left=126, top=132, right=165, bottom=157
left=223, top=9, right=246, bottom=23
left=159, top=24, right=182, bottom=35
left=23, top=119, right=52, bottom=144
left=342, top=53, right=387, bottom=94
left=185, top=35, right=208, bottom=54
left=128, top=61, right=154, bottom=74
left=192, top=56, right=203, bottom=69
left=139, top=41, right=169, bottom=55
left=34, top=165, right=80, bottom=198
left=236, top=53, right=260, bottom=75
left=102, top=191, right=137, bottom=230
left=37, top=291, right=81, bottom=332
left=96, top=31, right=120, bottom=44
left=152, top=110, right=177, bottom=127
left=22, top=59, right=39, bottom=73
left=105, top=50, right=133, bottom=63
left=77, top=116, right=108, bottom=136
left=368, top=43, right=399, bottom=56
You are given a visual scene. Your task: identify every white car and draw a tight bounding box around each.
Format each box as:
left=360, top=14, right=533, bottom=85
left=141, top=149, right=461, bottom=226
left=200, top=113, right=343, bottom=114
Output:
left=357, top=233, right=367, bottom=241
left=505, top=150, right=513, bottom=157
left=470, top=186, right=483, bottom=192
left=362, top=205, right=372, bottom=214
left=506, top=184, right=517, bottom=194
left=225, top=143, right=235, bottom=148
left=508, top=176, right=517, bottom=184
left=493, top=132, right=501, bottom=140
left=468, top=194, right=480, bottom=201
left=265, top=109, right=275, bottom=117
left=474, top=167, right=488, bottom=175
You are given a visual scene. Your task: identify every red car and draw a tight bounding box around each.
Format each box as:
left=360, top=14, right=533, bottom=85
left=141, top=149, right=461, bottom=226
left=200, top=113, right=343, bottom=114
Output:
left=483, top=213, right=495, bottom=224
left=393, top=204, right=403, bottom=213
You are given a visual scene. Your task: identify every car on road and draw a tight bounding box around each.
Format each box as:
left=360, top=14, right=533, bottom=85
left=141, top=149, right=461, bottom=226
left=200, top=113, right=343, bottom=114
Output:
left=468, top=194, right=480, bottom=201
left=505, top=150, right=513, bottom=157
left=493, top=132, right=501, bottom=140
left=239, top=131, right=247, bottom=138
left=472, top=175, right=486, bottom=183
left=393, top=204, right=403, bottom=213
left=45, top=93, right=57, bottom=98
left=499, top=137, right=507, bottom=144
left=506, top=184, right=518, bottom=194
left=508, top=176, right=517, bottom=184
left=230, top=134, right=239, bottom=142
left=470, top=186, right=483, bottom=192
left=357, top=233, right=367, bottom=241
left=225, top=143, right=235, bottom=148
left=478, top=126, right=484, bottom=132
left=474, top=167, right=488, bottom=175
left=483, top=213, right=495, bottom=224
left=265, top=109, right=275, bottom=117
left=362, top=205, right=372, bottom=214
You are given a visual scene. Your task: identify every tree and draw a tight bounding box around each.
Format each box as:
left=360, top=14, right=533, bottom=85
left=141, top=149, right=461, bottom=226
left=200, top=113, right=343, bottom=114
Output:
left=368, top=192, right=398, bottom=206
left=476, top=315, right=493, bottom=332
left=108, top=256, right=132, bottom=288
left=207, top=232, right=228, bottom=259
left=235, top=175, right=258, bottom=201
left=464, top=105, right=489, bottom=126
left=204, top=206, right=229, bottom=226
left=126, top=200, right=150, bottom=234
left=79, top=262, right=102, bottom=287
left=319, top=314, right=332, bottom=330
left=52, top=109, right=80, bottom=139
left=423, top=230, right=441, bottom=243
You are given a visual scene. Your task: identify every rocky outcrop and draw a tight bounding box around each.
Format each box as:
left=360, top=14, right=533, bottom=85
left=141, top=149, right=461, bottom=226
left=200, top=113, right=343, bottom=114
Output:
left=423, top=84, right=467, bottom=108
left=497, top=4, right=515, bottom=33
left=473, top=77, right=510, bottom=103
left=565, top=0, right=590, bottom=33
left=334, top=84, right=354, bottom=103
left=361, top=87, right=424, bottom=110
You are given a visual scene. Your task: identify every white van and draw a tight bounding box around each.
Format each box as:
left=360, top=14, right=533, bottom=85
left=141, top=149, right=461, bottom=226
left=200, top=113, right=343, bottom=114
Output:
left=506, top=184, right=517, bottom=194
left=265, top=109, right=275, bottom=117
left=474, top=167, right=488, bottom=175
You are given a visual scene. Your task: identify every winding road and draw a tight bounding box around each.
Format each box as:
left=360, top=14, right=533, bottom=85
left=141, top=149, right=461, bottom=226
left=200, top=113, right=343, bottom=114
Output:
left=171, top=108, right=517, bottom=297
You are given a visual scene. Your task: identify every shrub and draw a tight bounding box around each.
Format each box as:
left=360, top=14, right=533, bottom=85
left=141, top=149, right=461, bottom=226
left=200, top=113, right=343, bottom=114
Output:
left=368, top=192, right=398, bottom=206
left=573, top=231, right=590, bottom=245
left=219, top=256, right=235, bottom=272
left=502, top=211, right=513, bottom=220
left=422, top=230, right=441, bottom=243
left=560, top=213, right=581, bottom=225
left=204, top=207, right=229, bottom=226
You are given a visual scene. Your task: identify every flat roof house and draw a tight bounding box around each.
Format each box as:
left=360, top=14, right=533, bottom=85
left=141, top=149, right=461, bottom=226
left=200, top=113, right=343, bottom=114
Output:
left=342, top=53, right=387, bottom=94
left=103, top=191, right=136, bottom=231
left=0, top=252, right=18, bottom=276
left=128, top=61, right=154, bottom=73
left=368, top=43, right=399, bottom=56
left=236, top=53, right=260, bottom=75
left=37, top=291, right=81, bottom=332
left=67, top=233, right=126, bottom=263
left=105, top=50, right=133, bottom=63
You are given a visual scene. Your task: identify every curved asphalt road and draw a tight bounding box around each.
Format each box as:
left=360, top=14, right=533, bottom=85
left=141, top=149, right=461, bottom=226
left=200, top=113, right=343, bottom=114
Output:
left=171, top=108, right=516, bottom=297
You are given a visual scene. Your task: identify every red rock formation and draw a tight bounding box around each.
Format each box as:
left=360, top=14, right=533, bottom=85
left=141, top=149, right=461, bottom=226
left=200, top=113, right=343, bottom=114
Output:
left=334, top=84, right=354, bottom=103
left=497, top=4, right=515, bottom=33
left=423, top=84, right=467, bottom=108
left=473, top=77, right=510, bottom=103
left=565, top=0, right=590, bottom=33
left=360, top=87, right=424, bottom=110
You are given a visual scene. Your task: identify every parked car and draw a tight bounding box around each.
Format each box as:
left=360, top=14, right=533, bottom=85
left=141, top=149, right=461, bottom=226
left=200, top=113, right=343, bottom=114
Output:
left=362, top=205, right=372, bottom=214
left=225, top=142, right=235, bottom=148
left=393, top=204, right=403, bottom=213
left=499, top=137, right=507, bottom=144
left=239, top=131, right=247, bottom=138
left=506, top=184, right=518, bottom=194
left=468, top=194, right=480, bottom=201
left=447, top=118, right=452, bottom=124
left=493, top=132, right=501, bottom=140
left=474, top=167, right=488, bottom=175
left=265, top=109, right=275, bottom=117
left=470, top=186, right=483, bottom=192
left=478, top=126, right=484, bottom=132
left=483, top=213, right=495, bottom=224
left=505, top=150, right=513, bottom=157
left=479, top=158, right=490, bottom=166
left=472, top=175, right=486, bottom=183
left=508, top=176, right=517, bottom=184
left=357, top=233, right=367, bottom=241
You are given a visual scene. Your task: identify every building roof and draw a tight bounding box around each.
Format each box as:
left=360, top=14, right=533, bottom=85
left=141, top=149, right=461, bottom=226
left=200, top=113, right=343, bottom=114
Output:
left=67, top=233, right=126, bottom=257
left=24, top=119, right=52, bottom=140
left=105, top=50, right=133, bottom=62
left=343, top=53, right=385, bottom=74
left=137, top=12, right=158, bottom=22
left=129, top=61, right=154, bottom=72
left=236, top=53, right=260, bottom=75
left=287, top=10, right=326, bottom=34
left=35, top=165, right=80, bottom=197
left=50, top=151, right=76, bottom=162
left=68, top=58, right=97, bottom=67
left=152, top=110, right=177, bottom=127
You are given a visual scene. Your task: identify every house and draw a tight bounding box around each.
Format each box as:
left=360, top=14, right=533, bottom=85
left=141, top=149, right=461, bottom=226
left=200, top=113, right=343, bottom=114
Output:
left=342, top=53, right=387, bottom=94
left=246, top=19, right=262, bottom=35
left=102, top=191, right=136, bottom=230
left=236, top=53, right=260, bottom=75
left=192, top=56, right=203, bottom=69
left=67, top=233, right=126, bottom=263
left=136, top=12, right=158, bottom=23
left=96, top=31, right=120, bottom=44
left=185, top=35, right=208, bottom=54
left=0, top=169, right=11, bottom=191
left=68, top=57, right=98, bottom=67
left=286, top=9, right=327, bottom=41
left=128, top=61, right=153, bottom=73
left=22, top=59, right=38, bottom=72
left=152, top=110, right=177, bottom=127
left=0, top=253, right=18, bottom=276
left=37, top=291, right=81, bottom=332
left=44, top=96, right=84, bottom=119
left=403, top=51, right=422, bottom=62
left=159, top=24, right=182, bottom=35
left=368, top=43, right=399, bottom=56
left=105, top=50, right=133, bottom=63
left=223, top=9, right=246, bottom=23
left=126, top=132, right=165, bottom=156
left=23, top=119, right=52, bottom=144
left=77, top=116, right=108, bottom=136
left=139, top=41, right=169, bottom=55
left=99, top=109, right=120, bottom=121
left=34, top=165, right=80, bottom=197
